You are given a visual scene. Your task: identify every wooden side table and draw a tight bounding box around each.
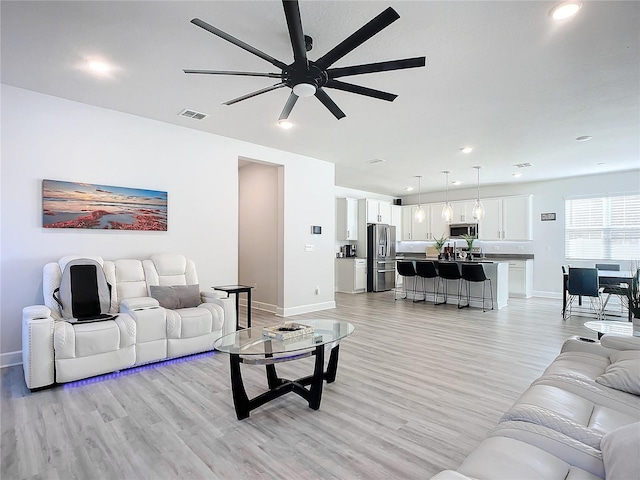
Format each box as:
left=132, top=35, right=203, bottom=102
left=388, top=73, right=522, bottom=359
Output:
left=213, top=285, right=254, bottom=329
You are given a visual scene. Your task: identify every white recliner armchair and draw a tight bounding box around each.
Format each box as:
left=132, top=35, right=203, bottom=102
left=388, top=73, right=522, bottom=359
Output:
left=22, top=254, right=236, bottom=390
left=141, top=253, right=233, bottom=359
left=22, top=255, right=137, bottom=389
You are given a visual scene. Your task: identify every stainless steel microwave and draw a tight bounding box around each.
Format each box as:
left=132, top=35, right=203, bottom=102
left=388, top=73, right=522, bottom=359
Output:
left=449, top=223, right=478, bottom=238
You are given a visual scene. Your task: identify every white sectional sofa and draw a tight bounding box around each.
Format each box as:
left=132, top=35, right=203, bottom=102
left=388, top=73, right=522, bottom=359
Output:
left=22, top=254, right=236, bottom=390
left=431, top=334, right=640, bottom=480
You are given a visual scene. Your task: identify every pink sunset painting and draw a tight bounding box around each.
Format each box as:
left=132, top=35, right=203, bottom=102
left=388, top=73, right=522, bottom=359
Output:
left=43, top=179, right=168, bottom=231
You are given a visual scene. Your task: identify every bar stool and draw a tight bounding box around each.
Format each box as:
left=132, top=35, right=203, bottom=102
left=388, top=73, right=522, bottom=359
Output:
left=395, top=261, right=417, bottom=301
left=461, top=263, right=494, bottom=312
left=435, top=262, right=463, bottom=307
left=415, top=260, right=439, bottom=304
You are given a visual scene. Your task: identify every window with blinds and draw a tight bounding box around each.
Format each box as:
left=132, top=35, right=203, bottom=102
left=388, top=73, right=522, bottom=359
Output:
left=565, top=194, right=640, bottom=260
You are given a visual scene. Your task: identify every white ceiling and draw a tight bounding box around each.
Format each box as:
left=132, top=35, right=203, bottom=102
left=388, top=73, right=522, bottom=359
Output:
left=2, top=1, right=638, bottom=196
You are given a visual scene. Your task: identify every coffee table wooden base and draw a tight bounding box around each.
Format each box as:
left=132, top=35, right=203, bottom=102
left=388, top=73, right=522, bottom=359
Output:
left=229, top=344, right=340, bottom=420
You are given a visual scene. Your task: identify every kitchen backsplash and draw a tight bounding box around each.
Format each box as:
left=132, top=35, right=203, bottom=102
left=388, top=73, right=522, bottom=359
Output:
left=397, top=239, right=534, bottom=255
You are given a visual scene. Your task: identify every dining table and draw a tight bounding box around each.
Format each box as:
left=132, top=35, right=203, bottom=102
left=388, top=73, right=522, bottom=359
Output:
left=562, top=269, right=634, bottom=321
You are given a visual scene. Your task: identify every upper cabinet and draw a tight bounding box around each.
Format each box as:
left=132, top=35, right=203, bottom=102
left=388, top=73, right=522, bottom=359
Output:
left=401, top=205, right=431, bottom=240
left=502, top=195, right=533, bottom=240
left=336, top=197, right=358, bottom=240
left=450, top=201, right=476, bottom=224
left=390, top=205, right=402, bottom=233
left=478, top=195, right=533, bottom=240
left=361, top=199, right=391, bottom=224
left=429, top=203, right=449, bottom=240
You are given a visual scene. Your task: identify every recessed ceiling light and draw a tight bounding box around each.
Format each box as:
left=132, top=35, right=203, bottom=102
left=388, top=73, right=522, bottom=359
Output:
left=576, top=135, right=592, bottom=142
left=452, top=180, right=462, bottom=186
left=460, top=147, right=474, bottom=154
left=512, top=173, right=523, bottom=178
left=88, top=60, right=111, bottom=73
left=277, top=119, right=294, bottom=129
left=405, top=187, right=414, bottom=192
left=550, top=1, right=582, bottom=20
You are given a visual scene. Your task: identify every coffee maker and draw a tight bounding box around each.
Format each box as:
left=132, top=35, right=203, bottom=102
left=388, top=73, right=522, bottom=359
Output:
left=341, top=245, right=357, bottom=257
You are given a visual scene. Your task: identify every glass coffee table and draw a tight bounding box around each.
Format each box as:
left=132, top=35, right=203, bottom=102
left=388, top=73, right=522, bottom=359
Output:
left=584, top=320, right=633, bottom=339
left=213, top=319, right=354, bottom=420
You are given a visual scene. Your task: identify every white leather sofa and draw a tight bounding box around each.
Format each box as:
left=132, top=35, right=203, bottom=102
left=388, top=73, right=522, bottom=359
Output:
left=22, top=254, right=236, bottom=390
left=430, top=334, right=640, bottom=480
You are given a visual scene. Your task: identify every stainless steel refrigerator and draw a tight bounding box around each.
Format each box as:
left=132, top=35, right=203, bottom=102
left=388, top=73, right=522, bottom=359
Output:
left=367, top=224, right=396, bottom=292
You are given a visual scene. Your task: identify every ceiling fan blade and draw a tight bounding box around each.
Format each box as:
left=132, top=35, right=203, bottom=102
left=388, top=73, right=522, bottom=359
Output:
left=327, top=57, right=426, bottom=79
left=315, top=88, right=346, bottom=119
left=191, top=18, right=288, bottom=71
left=183, top=69, right=282, bottom=78
left=282, top=0, right=308, bottom=68
left=315, top=7, right=400, bottom=70
left=279, top=92, right=299, bottom=121
left=223, top=82, right=286, bottom=106
left=325, top=80, right=397, bottom=102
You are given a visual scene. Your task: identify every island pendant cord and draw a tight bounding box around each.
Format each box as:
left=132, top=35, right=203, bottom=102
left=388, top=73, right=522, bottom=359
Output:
left=441, top=171, right=453, bottom=222
left=472, top=166, right=485, bottom=220
left=415, top=175, right=425, bottom=223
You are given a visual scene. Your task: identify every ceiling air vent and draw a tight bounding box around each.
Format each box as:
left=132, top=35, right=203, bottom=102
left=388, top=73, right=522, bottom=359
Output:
left=513, top=162, right=533, bottom=168
left=179, top=109, right=208, bottom=120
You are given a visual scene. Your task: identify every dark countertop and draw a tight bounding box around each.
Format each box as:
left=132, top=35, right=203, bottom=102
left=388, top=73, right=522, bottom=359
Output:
left=396, top=252, right=534, bottom=261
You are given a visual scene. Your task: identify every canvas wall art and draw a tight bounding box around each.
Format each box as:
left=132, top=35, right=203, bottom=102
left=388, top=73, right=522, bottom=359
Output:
left=43, top=179, right=168, bottom=230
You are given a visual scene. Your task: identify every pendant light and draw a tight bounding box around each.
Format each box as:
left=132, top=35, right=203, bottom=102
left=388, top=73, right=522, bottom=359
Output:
left=414, top=175, right=425, bottom=223
left=472, top=165, right=485, bottom=220
left=441, top=170, right=453, bottom=222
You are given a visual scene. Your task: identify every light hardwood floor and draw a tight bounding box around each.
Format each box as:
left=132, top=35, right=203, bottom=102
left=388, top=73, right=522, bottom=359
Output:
left=2, top=292, right=593, bottom=480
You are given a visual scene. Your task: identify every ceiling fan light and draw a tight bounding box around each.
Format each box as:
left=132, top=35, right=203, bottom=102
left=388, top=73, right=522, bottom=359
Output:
left=292, top=83, right=316, bottom=97
left=277, top=119, right=294, bottom=129
left=550, top=1, right=582, bottom=20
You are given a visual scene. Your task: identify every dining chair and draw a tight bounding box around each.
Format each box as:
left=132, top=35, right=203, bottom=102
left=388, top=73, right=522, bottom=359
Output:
left=415, top=261, right=439, bottom=304
left=395, top=261, right=417, bottom=301
left=564, top=267, right=603, bottom=321
left=596, top=264, right=628, bottom=320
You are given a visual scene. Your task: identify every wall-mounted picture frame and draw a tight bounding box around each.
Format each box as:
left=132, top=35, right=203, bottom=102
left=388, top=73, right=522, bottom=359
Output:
left=42, top=179, right=168, bottom=231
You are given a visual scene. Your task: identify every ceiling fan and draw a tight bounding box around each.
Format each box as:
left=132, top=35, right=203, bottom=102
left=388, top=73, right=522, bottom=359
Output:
left=183, top=1, right=426, bottom=122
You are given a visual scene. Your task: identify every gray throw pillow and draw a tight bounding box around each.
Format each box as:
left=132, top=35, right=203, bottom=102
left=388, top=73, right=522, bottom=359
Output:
left=150, top=285, right=201, bottom=309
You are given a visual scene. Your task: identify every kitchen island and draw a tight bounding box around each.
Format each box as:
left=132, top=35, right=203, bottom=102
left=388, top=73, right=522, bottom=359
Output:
left=396, top=256, right=509, bottom=310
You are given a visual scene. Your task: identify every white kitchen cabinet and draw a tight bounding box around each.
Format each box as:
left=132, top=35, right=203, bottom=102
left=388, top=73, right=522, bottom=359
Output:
left=362, top=199, right=391, bottom=224
left=336, top=197, right=358, bottom=240
left=429, top=203, right=449, bottom=240
left=450, top=201, right=476, bottom=224
left=478, top=198, right=503, bottom=240
left=336, top=258, right=366, bottom=293
left=508, top=259, right=533, bottom=297
left=478, top=196, right=532, bottom=241
left=400, top=205, right=429, bottom=240
left=390, top=204, right=402, bottom=234
left=503, top=195, right=533, bottom=240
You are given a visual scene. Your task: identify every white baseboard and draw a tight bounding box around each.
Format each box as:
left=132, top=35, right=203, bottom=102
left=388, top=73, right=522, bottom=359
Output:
left=276, top=301, right=337, bottom=317
left=252, top=301, right=277, bottom=314
left=534, top=290, right=563, bottom=299
left=1, top=350, right=22, bottom=368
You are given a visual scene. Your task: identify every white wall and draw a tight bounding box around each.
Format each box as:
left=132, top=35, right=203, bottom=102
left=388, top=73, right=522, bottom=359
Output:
left=400, top=171, right=640, bottom=297
left=0, top=85, right=336, bottom=365
left=238, top=162, right=279, bottom=311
